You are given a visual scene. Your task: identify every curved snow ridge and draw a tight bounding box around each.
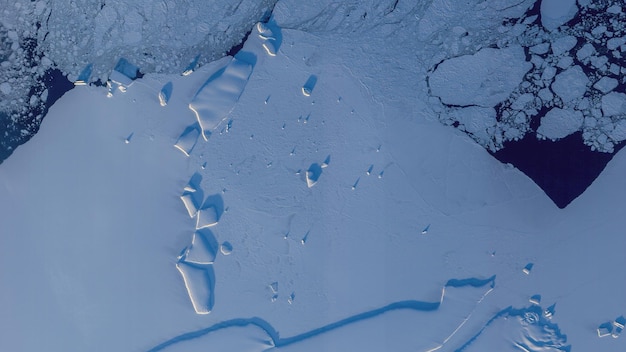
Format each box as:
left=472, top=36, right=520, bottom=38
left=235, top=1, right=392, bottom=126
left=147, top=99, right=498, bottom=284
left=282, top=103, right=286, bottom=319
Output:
left=146, top=275, right=496, bottom=351
left=456, top=305, right=570, bottom=351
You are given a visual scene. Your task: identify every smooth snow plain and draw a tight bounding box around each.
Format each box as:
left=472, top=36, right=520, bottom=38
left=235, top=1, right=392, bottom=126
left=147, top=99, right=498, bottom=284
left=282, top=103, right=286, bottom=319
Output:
left=1, top=1, right=625, bottom=352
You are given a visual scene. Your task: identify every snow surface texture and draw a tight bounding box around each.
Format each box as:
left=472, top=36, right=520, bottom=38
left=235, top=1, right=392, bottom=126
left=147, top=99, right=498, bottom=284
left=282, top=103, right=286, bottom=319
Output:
left=1, top=1, right=626, bottom=352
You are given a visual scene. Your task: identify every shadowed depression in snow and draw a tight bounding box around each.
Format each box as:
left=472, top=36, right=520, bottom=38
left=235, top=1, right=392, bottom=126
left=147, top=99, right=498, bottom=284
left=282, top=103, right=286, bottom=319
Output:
left=1, top=1, right=625, bottom=352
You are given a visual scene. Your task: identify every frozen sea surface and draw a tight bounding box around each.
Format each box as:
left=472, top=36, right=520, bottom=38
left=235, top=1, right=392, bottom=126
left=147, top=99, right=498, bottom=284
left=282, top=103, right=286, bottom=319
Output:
left=1, top=1, right=626, bottom=351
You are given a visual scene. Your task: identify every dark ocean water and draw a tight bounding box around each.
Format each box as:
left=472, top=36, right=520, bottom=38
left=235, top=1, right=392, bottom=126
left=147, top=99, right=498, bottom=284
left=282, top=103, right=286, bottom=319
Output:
left=489, top=1, right=626, bottom=208
left=493, top=133, right=626, bottom=208
left=0, top=68, right=73, bottom=163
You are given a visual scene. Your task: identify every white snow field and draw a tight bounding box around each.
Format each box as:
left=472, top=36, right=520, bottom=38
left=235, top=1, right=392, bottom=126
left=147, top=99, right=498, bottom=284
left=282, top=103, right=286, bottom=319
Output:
left=0, top=1, right=625, bottom=352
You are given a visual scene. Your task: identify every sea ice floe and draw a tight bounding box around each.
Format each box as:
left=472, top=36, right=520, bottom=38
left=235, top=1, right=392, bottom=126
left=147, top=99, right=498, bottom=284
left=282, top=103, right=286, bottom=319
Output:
left=159, top=81, right=173, bottom=106
left=428, top=45, right=531, bottom=107
left=601, top=92, right=626, bottom=117
left=537, top=108, right=583, bottom=140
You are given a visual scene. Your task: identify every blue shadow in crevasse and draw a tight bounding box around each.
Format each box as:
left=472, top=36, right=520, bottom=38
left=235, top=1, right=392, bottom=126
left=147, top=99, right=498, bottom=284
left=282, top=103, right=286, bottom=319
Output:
left=147, top=276, right=499, bottom=351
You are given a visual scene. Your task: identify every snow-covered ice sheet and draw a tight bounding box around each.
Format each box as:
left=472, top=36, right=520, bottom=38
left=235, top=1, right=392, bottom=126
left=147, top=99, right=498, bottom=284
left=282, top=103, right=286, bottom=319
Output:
left=1, top=1, right=626, bottom=351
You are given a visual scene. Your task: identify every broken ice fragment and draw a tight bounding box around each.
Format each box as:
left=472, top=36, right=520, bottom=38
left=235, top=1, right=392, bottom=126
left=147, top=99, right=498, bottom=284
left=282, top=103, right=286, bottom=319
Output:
left=176, top=261, right=215, bottom=314
left=302, top=75, right=317, bottom=96
left=598, top=322, right=613, bottom=338
left=543, top=303, right=556, bottom=319
left=124, top=132, right=134, bottom=144
left=159, top=81, right=173, bottom=106
left=529, top=294, right=541, bottom=305
left=182, top=54, right=200, bottom=76
left=174, top=124, right=201, bottom=156
left=196, top=206, right=219, bottom=229
left=594, top=76, right=618, bottom=94
left=306, top=163, right=323, bottom=188
left=321, top=155, right=330, bottom=168
left=262, top=40, right=277, bottom=56
left=185, top=229, right=219, bottom=265
left=256, top=22, right=274, bottom=39
left=189, top=57, right=253, bottom=140
left=180, top=193, right=199, bottom=218
left=74, top=64, right=93, bottom=86
left=220, top=241, right=233, bottom=255
left=522, top=263, right=534, bottom=275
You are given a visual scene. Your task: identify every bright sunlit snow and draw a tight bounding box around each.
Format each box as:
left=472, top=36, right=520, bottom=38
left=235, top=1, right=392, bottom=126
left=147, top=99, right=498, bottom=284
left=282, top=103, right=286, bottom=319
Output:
left=1, top=1, right=626, bottom=352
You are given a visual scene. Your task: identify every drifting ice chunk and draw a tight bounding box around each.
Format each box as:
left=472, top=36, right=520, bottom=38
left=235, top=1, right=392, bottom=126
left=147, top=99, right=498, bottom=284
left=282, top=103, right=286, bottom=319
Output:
left=182, top=54, right=200, bottom=76
left=0, top=82, right=11, bottom=94
left=185, top=229, right=219, bottom=264
left=107, top=58, right=140, bottom=96
left=540, top=0, right=578, bottom=32
left=305, top=163, right=323, bottom=188
left=543, top=303, right=556, bottom=319
left=74, top=64, right=93, bottom=85
left=448, top=106, right=497, bottom=145
left=321, top=155, right=330, bottom=168
left=594, top=77, right=618, bottom=94
left=109, top=58, right=139, bottom=86
left=174, top=125, right=201, bottom=157
left=551, top=65, right=589, bottom=103
left=522, top=263, right=534, bottom=275
left=529, top=294, right=541, bottom=305
left=257, top=22, right=274, bottom=39
left=601, top=92, right=626, bottom=116
left=196, top=206, right=219, bottom=229
left=550, top=36, right=577, bottom=56
left=176, top=261, right=215, bottom=314
left=598, top=322, right=613, bottom=337
left=180, top=173, right=203, bottom=217
left=428, top=46, right=531, bottom=107
left=185, top=172, right=202, bottom=193
left=537, top=108, right=583, bottom=140
left=613, top=317, right=625, bottom=338
left=220, top=241, right=233, bottom=255
left=257, top=20, right=282, bottom=57
left=614, top=316, right=626, bottom=329
left=180, top=193, right=199, bottom=218
left=189, top=57, right=253, bottom=140
left=302, top=75, right=317, bottom=96
left=158, top=81, right=173, bottom=106
left=124, top=132, right=134, bottom=144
